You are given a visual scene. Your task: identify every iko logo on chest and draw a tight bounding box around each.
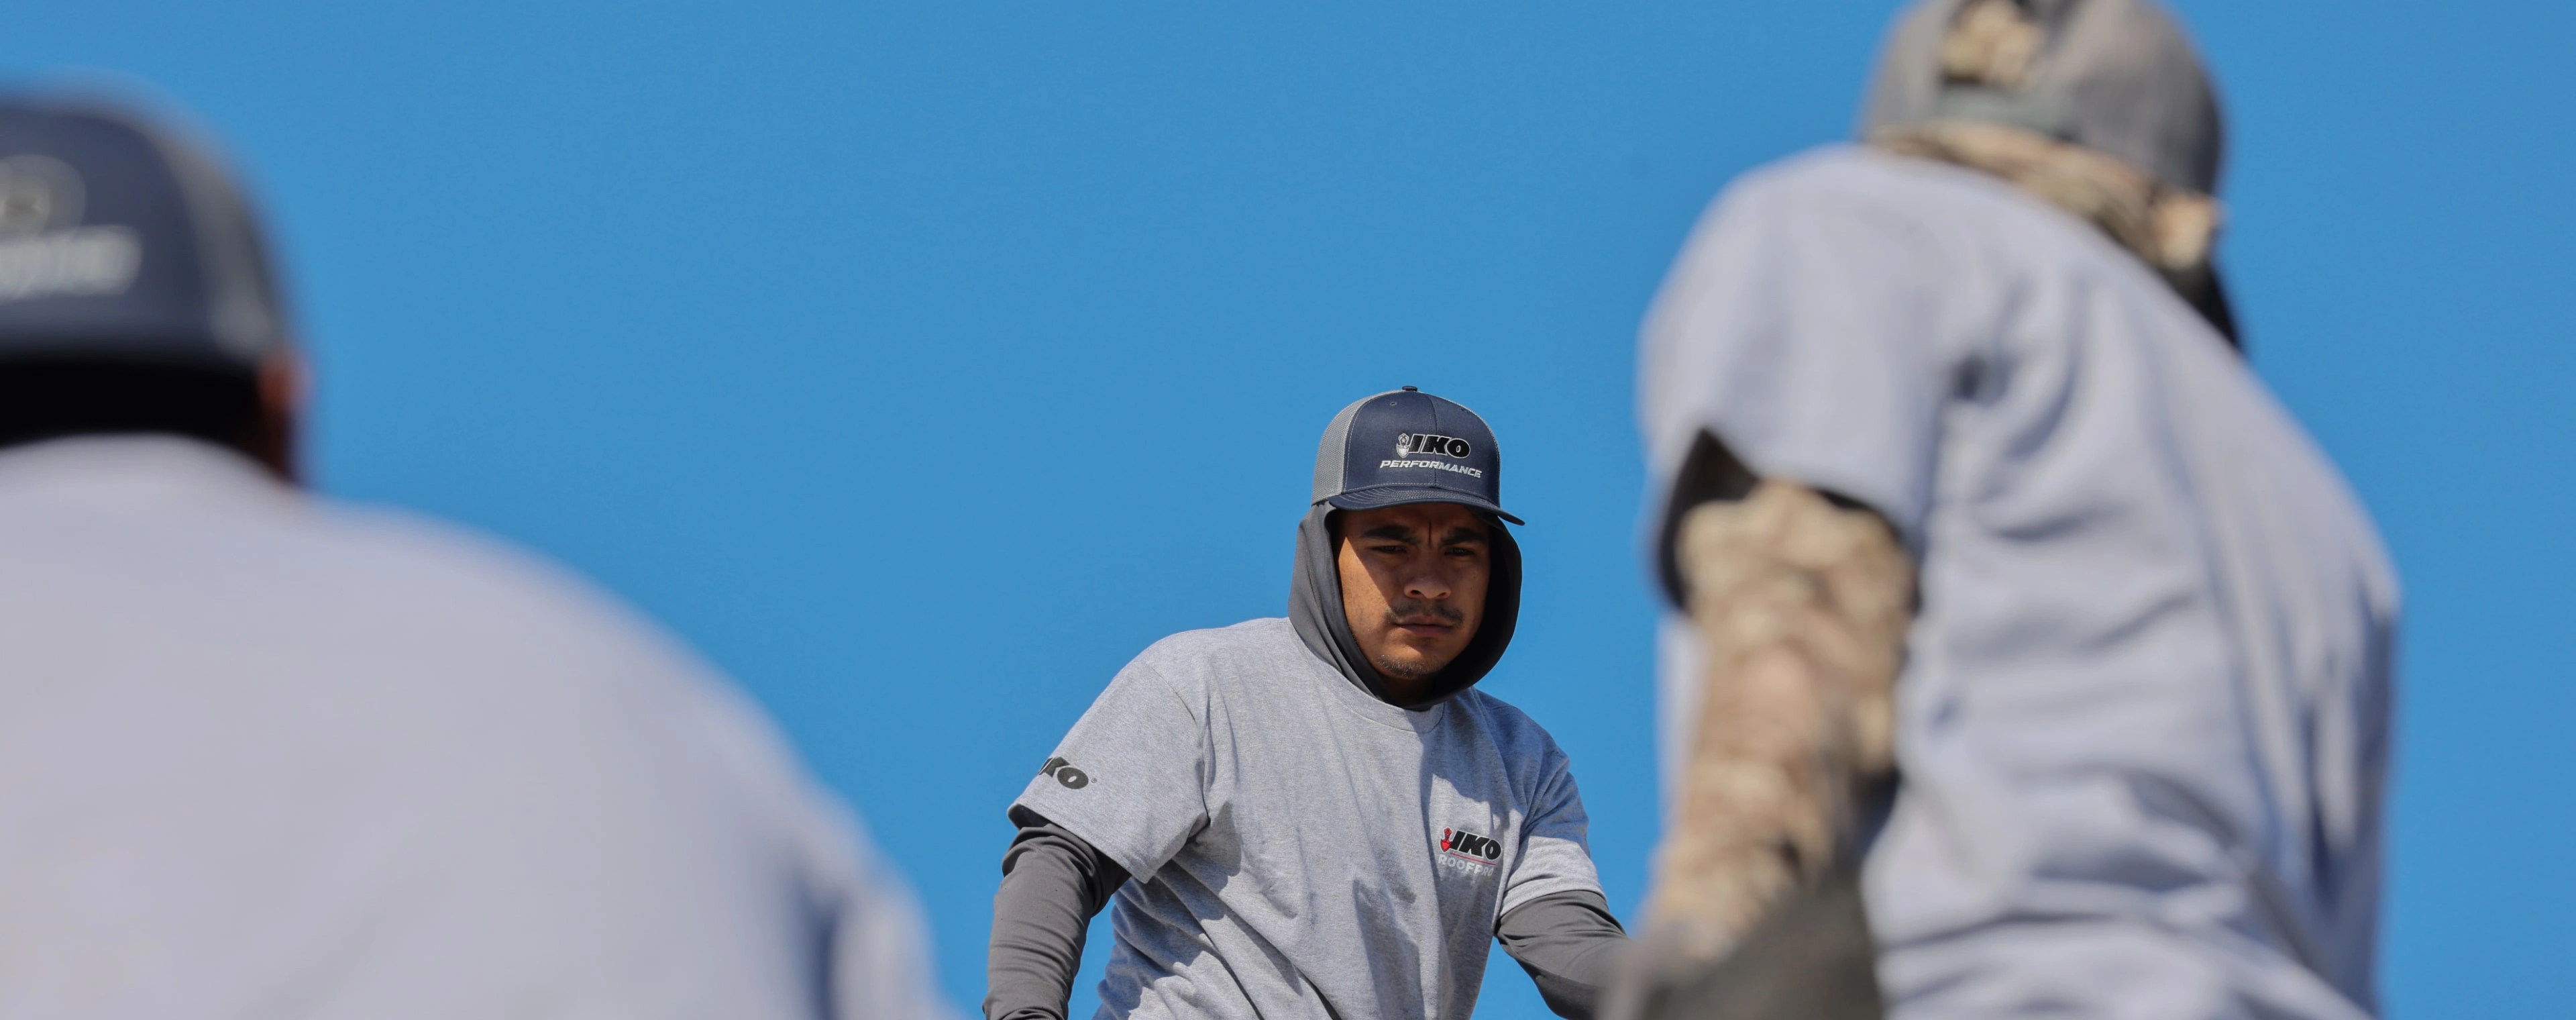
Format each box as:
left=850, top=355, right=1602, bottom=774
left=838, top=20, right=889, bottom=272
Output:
left=1438, top=826, right=1502, bottom=867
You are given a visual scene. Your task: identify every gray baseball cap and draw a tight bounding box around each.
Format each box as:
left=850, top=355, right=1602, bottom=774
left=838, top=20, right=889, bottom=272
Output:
left=0, top=96, right=289, bottom=371
left=1860, top=0, right=2225, bottom=195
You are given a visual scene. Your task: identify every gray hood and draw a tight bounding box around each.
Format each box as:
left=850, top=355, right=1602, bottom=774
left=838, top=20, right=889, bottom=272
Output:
left=1287, top=503, right=1523, bottom=711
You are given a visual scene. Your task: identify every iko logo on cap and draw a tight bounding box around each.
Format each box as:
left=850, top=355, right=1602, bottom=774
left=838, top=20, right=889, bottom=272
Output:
left=0, top=154, right=141, bottom=303
left=1394, top=432, right=1472, bottom=460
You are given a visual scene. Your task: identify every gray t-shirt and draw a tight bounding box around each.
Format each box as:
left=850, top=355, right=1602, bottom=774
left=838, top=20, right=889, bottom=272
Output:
left=1014, top=617, right=1601, bottom=1020
left=0, top=436, right=949, bottom=1020
left=1640, top=148, right=2398, bottom=1019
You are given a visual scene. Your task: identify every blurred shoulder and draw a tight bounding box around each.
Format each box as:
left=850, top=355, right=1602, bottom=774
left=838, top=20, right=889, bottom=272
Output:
left=1694, top=144, right=2109, bottom=269
left=307, top=499, right=667, bottom=639
left=1720, top=144, right=2037, bottom=221
left=303, top=478, right=853, bottom=862
left=240, top=497, right=729, bottom=701
left=0, top=438, right=846, bottom=874
left=310, top=498, right=802, bottom=738
left=0, top=437, right=667, bottom=658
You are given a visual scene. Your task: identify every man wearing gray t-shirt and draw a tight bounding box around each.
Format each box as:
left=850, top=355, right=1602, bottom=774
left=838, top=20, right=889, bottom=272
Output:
left=1617, top=3, right=2398, bottom=1019
left=985, top=389, right=1628, bottom=1020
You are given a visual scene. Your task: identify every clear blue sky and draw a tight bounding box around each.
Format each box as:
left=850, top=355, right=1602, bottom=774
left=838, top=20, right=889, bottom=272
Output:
left=11, top=2, right=2571, bottom=1015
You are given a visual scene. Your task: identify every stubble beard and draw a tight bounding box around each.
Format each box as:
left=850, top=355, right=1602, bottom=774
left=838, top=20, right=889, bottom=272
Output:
left=1372, top=599, right=1467, bottom=680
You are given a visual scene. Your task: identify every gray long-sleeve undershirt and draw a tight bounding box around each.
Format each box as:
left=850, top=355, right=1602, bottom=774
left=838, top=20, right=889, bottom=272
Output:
left=987, top=808, right=1130, bottom=1020
left=1497, top=885, right=1630, bottom=1018
left=985, top=808, right=1627, bottom=1020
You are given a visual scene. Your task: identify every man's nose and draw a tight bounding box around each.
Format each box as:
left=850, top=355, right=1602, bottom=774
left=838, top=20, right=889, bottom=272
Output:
left=1403, top=564, right=1453, bottom=603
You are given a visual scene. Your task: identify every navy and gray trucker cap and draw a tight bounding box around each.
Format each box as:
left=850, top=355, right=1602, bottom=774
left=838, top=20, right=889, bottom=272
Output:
left=0, top=96, right=288, bottom=370
left=1311, top=387, right=1521, bottom=525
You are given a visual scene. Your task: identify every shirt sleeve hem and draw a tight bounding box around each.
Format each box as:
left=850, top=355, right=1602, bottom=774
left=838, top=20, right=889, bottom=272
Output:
left=1500, top=874, right=1607, bottom=920
left=1009, top=792, right=1169, bottom=886
left=1719, top=440, right=1929, bottom=553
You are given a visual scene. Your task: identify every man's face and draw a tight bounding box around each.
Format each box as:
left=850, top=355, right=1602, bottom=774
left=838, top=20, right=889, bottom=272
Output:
left=1334, top=502, right=1491, bottom=704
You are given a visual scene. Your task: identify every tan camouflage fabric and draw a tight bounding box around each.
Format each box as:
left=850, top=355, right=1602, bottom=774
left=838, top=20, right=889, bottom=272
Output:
left=1643, top=480, right=1914, bottom=963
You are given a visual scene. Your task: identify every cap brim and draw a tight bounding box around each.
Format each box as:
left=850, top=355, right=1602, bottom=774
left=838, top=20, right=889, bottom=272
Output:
left=1326, top=486, right=1524, bottom=526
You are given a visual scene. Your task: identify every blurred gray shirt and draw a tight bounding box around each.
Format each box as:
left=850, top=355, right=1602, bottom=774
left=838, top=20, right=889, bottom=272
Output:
left=1642, top=148, right=2398, bottom=1019
left=0, top=436, right=949, bottom=1020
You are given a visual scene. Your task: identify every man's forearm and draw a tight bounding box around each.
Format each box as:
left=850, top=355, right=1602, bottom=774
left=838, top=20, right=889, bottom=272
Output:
left=1499, top=889, right=1629, bottom=1019
left=986, top=810, right=1130, bottom=1020
left=1644, top=479, right=1914, bottom=962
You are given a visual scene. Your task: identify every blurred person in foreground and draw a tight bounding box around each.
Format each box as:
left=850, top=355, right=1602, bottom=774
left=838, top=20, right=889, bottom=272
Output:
left=986, top=389, right=1627, bottom=1020
left=1613, top=1, right=2398, bottom=1018
left=0, top=95, right=947, bottom=1019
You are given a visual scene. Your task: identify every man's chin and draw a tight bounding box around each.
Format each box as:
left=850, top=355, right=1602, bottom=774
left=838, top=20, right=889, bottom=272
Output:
left=1373, top=652, right=1454, bottom=682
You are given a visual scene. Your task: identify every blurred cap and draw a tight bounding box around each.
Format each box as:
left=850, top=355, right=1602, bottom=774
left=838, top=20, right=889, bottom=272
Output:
left=1311, top=387, right=1521, bottom=526
left=0, top=95, right=288, bottom=371
left=1860, top=0, right=2225, bottom=195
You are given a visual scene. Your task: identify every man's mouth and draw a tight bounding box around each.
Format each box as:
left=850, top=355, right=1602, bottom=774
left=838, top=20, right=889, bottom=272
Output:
left=1387, top=601, right=1464, bottom=639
